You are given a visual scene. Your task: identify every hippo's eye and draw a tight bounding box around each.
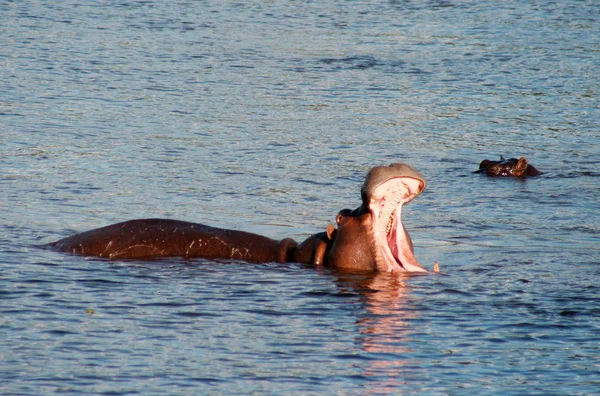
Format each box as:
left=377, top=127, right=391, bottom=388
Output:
left=336, top=209, right=352, bottom=225
left=338, top=209, right=352, bottom=216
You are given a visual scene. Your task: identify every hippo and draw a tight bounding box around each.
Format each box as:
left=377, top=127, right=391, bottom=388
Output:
left=46, top=163, right=438, bottom=273
left=475, top=156, right=541, bottom=177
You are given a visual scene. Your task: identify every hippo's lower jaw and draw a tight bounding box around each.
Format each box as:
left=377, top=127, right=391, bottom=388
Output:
left=368, top=176, right=427, bottom=272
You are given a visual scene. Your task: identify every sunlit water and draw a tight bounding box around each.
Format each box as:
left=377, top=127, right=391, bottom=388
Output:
left=1, top=1, right=599, bottom=394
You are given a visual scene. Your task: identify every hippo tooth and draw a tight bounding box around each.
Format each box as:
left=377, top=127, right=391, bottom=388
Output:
left=385, top=216, right=391, bottom=235
left=380, top=205, right=394, bottom=233
left=380, top=185, right=403, bottom=218
left=380, top=201, right=395, bottom=222
left=385, top=210, right=395, bottom=235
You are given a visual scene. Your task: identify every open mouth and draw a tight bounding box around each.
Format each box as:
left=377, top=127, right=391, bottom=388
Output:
left=368, top=176, right=427, bottom=272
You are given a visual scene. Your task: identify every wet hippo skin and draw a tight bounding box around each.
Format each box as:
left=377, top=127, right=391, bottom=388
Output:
left=47, top=163, right=436, bottom=273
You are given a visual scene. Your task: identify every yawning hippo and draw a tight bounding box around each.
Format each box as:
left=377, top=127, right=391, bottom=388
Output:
left=46, top=163, right=437, bottom=273
left=475, top=156, right=541, bottom=177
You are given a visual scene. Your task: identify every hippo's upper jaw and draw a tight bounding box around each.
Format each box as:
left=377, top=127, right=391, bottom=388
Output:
left=362, top=163, right=428, bottom=273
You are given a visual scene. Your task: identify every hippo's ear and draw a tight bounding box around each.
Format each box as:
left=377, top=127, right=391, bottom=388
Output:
left=313, top=225, right=336, bottom=266
left=512, top=157, right=528, bottom=176
left=326, top=224, right=336, bottom=240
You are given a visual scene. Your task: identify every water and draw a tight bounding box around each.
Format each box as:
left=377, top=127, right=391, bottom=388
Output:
left=1, top=0, right=599, bottom=394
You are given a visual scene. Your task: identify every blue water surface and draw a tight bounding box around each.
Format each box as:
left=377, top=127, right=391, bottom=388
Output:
left=1, top=1, right=599, bottom=394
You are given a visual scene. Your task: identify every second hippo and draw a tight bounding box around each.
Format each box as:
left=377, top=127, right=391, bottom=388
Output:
left=475, top=156, right=541, bottom=177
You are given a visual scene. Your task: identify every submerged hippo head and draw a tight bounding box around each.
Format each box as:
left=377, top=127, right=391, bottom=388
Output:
left=324, top=163, right=429, bottom=273
left=475, top=156, right=541, bottom=177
